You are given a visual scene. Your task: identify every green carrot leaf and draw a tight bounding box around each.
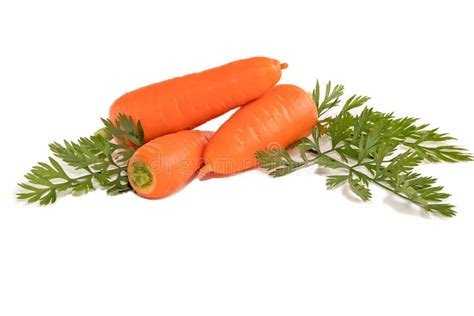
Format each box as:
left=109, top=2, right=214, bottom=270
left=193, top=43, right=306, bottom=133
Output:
left=258, top=80, right=473, bottom=217
left=17, top=114, right=143, bottom=205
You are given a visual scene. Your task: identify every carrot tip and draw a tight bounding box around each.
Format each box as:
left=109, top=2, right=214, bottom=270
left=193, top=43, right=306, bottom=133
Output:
left=197, top=164, right=213, bottom=179
left=280, top=62, right=288, bottom=70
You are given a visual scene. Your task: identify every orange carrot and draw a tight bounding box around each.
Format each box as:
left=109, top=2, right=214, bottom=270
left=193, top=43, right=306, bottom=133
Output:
left=128, top=130, right=212, bottom=198
left=199, top=84, right=317, bottom=176
left=110, top=57, right=286, bottom=143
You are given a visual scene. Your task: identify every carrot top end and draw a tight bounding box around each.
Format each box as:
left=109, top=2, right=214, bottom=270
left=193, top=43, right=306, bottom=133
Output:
left=130, top=162, right=153, bottom=189
left=94, top=127, right=113, bottom=141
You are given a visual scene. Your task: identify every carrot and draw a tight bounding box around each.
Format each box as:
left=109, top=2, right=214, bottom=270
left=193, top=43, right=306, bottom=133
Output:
left=128, top=130, right=212, bottom=198
left=110, top=57, right=287, bottom=143
left=199, top=84, right=318, bottom=176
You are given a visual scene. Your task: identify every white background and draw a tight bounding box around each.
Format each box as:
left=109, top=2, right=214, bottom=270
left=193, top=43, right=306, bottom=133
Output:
left=1, top=0, right=473, bottom=315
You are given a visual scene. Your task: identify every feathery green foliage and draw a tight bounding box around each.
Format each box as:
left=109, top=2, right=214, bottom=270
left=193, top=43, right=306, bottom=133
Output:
left=257, top=81, right=472, bottom=217
left=17, top=114, right=144, bottom=205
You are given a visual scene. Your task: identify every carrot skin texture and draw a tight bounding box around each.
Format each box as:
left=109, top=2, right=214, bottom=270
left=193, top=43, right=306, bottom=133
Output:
left=110, top=57, right=285, bottom=142
left=128, top=130, right=212, bottom=199
left=200, top=84, right=318, bottom=176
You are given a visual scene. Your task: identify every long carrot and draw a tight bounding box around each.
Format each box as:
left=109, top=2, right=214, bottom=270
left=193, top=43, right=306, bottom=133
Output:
left=110, top=57, right=287, bottom=142
left=199, top=84, right=317, bottom=176
left=128, top=130, right=212, bottom=198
